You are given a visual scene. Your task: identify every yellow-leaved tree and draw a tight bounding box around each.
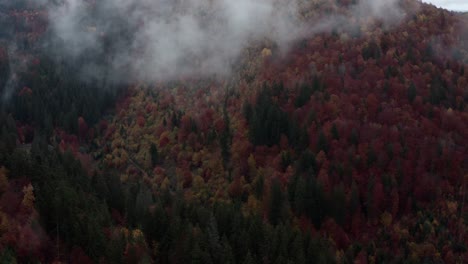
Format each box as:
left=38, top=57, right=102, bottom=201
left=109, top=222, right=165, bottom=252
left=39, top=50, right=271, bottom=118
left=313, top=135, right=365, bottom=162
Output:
left=0, top=167, right=9, bottom=194
left=22, top=184, right=35, bottom=210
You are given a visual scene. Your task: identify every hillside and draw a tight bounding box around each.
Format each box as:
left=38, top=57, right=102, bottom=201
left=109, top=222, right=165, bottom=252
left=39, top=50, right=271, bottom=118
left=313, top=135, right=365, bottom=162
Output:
left=0, top=0, right=467, bottom=263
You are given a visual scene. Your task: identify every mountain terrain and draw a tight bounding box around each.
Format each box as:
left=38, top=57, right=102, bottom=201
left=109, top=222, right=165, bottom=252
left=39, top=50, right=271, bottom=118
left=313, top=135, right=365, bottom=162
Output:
left=0, top=0, right=467, bottom=263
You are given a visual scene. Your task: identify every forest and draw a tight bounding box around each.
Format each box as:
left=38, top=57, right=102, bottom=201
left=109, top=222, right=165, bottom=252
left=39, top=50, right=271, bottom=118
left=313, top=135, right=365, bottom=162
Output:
left=0, top=0, right=467, bottom=263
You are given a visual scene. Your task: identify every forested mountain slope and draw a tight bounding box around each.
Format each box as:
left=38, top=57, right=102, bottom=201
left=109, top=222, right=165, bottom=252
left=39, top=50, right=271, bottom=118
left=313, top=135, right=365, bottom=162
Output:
left=0, top=0, right=467, bottom=263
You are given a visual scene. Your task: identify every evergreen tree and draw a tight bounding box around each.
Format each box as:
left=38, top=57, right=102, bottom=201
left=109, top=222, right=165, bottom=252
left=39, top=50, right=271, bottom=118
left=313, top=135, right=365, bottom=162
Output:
left=269, top=179, right=284, bottom=225
left=150, top=143, right=159, bottom=167
left=220, top=101, right=231, bottom=168
left=317, top=130, right=329, bottom=153
left=330, top=184, right=346, bottom=226
left=331, top=123, right=339, bottom=140
left=408, top=82, right=417, bottom=103
left=295, top=83, right=313, bottom=107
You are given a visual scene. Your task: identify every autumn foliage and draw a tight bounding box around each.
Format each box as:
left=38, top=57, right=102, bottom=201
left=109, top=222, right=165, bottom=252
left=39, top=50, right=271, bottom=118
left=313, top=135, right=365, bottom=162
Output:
left=0, top=0, right=468, bottom=263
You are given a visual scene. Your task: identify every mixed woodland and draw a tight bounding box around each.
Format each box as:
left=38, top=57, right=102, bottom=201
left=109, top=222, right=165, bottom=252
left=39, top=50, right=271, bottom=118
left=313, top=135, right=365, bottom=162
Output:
left=0, top=0, right=467, bottom=263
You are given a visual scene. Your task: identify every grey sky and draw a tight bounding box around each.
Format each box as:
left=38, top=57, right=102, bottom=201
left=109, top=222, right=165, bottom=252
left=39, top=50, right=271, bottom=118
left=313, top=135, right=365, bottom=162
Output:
left=423, top=0, right=468, bottom=11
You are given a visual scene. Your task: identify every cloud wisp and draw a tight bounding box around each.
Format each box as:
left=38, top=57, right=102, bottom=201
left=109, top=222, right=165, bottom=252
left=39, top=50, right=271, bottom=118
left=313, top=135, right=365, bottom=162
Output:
left=46, top=0, right=408, bottom=83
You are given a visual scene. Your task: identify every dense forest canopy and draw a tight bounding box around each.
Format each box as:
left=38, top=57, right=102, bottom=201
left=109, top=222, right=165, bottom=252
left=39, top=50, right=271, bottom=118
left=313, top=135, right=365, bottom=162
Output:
left=0, top=0, right=467, bottom=263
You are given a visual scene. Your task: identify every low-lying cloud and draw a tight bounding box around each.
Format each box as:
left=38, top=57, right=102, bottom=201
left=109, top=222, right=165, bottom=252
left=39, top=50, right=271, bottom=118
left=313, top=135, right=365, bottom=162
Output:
left=44, top=0, right=408, bottom=83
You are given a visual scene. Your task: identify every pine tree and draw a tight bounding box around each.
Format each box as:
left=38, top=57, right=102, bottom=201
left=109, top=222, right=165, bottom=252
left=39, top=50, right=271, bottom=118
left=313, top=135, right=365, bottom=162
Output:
left=150, top=143, right=159, bottom=167
left=317, top=130, right=329, bottom=153
left=220, top=101, right=231, bottom=168
left=243, top=251, right=254, bottom=264
left=269, top=179, right=283, bottom=225
left=407, top=82, right=417, bottom=103
left=331, top=123, right=339, bottom=140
